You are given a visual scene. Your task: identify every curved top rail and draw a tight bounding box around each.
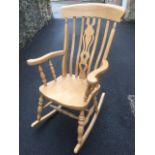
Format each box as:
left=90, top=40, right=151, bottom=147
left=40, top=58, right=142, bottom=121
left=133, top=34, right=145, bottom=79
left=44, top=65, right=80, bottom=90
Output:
left=61, top=3, right=125, bottom=22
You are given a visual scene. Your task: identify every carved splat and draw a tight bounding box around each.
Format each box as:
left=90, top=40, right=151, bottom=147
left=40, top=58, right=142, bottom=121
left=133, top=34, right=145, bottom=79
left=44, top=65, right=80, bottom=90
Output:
left=79, top=18, right=96, bottom=79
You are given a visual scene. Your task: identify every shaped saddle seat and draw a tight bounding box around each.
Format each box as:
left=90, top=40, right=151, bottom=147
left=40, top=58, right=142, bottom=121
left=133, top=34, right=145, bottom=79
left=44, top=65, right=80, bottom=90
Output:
left=39, top=75, right=88, bottom=109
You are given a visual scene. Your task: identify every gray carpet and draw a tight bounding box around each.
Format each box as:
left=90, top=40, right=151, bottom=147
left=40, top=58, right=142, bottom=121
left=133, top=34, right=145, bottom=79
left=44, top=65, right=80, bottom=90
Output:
left=128, top=95, right=135, bottom=116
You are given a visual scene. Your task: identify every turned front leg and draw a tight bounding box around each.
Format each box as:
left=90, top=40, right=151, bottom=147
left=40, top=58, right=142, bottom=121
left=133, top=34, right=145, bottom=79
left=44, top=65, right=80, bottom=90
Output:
left=37, top=95, right=44, bottom=121
left=77, top=111, right=85, bottom=144
left=93, top=92, right=98, bottom=112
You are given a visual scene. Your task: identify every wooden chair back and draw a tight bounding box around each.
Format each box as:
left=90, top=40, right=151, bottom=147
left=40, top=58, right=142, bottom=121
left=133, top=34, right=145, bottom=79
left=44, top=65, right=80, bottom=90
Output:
left=60, top=3, right=125, bottom=78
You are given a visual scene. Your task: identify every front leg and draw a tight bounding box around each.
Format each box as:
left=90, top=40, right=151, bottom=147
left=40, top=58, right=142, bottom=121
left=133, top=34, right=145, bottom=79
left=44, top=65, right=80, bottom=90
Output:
left=37, top=94, right=44, bottom=121
left=74, top=110, right=85, bottom=153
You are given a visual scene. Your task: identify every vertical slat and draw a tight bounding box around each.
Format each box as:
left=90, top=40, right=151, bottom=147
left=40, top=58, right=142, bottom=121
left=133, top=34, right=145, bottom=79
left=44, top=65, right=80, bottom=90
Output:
left=69, top=16, right=76, bottom=76
left=87, top=18, right=101, bottom=73
left=62, top=18, right=68, bottom=77
left=75, top=17, right=85, bottom=77
left=38, top=65, right=47, bottom=86
left=102, top=22, right=117, bottom=60
left=94, top=20, right=110, bottom=69
left=48, top=59, right=56, bottom=81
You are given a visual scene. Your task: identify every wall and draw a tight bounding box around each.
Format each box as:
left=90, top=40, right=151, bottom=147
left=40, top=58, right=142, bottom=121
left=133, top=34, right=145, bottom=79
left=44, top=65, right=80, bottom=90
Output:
left=123, top=0, right=135, bottom=21
left=105, top=0, right=122, bottom=5
left=19, top=0, right=52, bottom=48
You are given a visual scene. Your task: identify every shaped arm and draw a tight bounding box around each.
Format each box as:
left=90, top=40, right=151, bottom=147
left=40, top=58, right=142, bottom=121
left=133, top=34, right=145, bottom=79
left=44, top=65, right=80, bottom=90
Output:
left=87, top=59, right=109, bottom=85
left=84, top=60, right=109, bottom=102
left=27, top=50, right=65, bottom=66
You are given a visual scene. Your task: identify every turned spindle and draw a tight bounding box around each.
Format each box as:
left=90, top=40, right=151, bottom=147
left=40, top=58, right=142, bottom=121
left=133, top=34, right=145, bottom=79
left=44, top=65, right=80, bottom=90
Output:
left=38, top=65, right=47, bottom=86
left=77, top=111, right=85, bottom=144
left=48, top=60, right=56, bottom=81
left=37, top=95, right=43, bottom=121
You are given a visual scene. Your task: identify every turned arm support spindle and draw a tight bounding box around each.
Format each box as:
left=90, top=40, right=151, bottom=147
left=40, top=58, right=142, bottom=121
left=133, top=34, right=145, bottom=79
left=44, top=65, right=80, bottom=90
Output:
left=38, top=65, right=47, bottom=86
left=27, top=50, right=65, bottom=84
left=48, top=60, right=56, bottom=81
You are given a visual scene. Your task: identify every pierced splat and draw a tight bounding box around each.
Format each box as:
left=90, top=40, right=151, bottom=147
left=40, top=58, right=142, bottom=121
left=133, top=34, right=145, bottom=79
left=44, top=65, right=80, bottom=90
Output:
left=79, top=18, right=96, bottom=78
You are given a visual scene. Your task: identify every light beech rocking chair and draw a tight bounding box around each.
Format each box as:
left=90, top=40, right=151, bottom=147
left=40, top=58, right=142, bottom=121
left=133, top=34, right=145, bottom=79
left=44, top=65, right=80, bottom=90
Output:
left=27, top=3, right=125, bottom=153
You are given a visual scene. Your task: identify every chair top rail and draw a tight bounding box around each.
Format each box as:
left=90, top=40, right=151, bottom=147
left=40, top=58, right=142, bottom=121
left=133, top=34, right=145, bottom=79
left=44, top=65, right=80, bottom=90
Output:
left=61, top=3, right=125, bottom=22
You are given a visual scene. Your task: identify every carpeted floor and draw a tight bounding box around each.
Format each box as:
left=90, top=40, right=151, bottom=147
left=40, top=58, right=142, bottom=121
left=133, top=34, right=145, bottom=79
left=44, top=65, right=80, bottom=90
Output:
left=19, top=19, right=135, bottom=155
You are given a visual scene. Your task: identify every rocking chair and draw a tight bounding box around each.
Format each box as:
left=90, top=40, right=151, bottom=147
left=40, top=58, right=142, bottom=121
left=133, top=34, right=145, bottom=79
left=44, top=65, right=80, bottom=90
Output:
left=27, top=3, right=125, bottom=153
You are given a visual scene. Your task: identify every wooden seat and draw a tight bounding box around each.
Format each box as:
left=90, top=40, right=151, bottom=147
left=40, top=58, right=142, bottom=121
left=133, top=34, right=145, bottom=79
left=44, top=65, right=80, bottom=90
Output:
left=26, top=3, right=125, bottom=153
left=39, top=75, right=88, bottom=109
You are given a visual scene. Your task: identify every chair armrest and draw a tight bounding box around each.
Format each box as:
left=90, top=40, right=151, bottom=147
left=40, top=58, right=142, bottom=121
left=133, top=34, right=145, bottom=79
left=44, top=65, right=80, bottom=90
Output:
left=27, top=50, right=65, bottom=66
left=87, top=59, right=109, bottom=85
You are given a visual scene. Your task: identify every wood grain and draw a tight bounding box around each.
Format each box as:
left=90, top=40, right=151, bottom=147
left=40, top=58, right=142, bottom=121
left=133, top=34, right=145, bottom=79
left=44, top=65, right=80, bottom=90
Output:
left=39, top=75, right=88, bottom=110
left=61, top=3, right=125, bottom=22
